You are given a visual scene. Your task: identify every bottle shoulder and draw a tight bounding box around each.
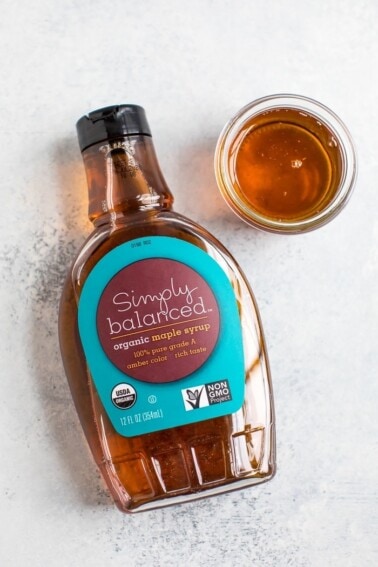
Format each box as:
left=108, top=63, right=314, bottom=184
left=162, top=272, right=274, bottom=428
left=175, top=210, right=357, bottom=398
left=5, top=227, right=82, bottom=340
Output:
left=63, top=210, right=248, bottom=300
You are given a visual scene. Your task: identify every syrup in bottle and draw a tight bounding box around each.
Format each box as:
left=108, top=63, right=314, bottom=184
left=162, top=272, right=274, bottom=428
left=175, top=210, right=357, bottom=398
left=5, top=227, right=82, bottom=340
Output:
left=59, top=105, right=276, bottom=512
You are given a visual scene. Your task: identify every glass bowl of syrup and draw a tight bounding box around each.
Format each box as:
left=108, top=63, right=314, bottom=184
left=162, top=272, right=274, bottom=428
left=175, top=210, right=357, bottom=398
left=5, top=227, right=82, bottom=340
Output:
left=214, top=94, right=357, bottom=234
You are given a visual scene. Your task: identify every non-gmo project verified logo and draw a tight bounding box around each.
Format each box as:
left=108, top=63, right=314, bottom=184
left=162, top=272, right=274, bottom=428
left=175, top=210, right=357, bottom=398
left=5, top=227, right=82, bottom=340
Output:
left=182, top=380, right=232, bottom=411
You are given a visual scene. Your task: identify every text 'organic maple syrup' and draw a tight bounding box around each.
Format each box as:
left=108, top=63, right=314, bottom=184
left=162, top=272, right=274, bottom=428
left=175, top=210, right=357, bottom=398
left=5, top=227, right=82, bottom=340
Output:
left=215, top=95, right=357, bottom=234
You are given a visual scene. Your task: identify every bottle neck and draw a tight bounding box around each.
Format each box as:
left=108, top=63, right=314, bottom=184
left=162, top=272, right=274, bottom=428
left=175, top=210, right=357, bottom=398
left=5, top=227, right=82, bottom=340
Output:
left=81, top=135, right=173, bottom=225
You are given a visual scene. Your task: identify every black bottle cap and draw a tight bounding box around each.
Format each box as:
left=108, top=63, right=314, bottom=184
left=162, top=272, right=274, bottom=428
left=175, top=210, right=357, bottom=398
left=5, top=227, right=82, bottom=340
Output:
left=76, top=104, right=151, bottom=152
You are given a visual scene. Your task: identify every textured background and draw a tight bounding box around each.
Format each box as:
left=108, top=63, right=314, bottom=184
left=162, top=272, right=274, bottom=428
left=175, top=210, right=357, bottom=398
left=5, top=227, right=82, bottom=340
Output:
left=0, top=1, right=377, bottom=565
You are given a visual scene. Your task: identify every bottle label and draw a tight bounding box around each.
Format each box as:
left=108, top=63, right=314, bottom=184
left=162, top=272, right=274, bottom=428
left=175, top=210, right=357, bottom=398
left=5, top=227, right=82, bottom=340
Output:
left=78, top=236, right=245, bottom=437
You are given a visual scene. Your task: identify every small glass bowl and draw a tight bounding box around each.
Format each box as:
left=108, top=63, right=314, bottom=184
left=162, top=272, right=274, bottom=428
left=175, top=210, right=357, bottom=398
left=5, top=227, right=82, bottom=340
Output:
left=214, top=94, right=357, bottom=234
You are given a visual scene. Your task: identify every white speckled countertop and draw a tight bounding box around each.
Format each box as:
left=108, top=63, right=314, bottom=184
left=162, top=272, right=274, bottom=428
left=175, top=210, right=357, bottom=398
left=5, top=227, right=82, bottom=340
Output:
left=1, top=1, right=377, bottom=565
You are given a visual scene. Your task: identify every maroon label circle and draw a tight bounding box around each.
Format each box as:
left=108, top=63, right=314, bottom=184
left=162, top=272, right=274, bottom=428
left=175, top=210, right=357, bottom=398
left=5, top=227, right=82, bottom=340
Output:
left=96, top=258, right=220, bottom=383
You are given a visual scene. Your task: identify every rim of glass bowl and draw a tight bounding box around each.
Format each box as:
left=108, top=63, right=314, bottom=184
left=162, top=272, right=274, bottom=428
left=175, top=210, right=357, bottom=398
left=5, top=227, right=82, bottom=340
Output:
left=214, top=94, right=357, bottom=234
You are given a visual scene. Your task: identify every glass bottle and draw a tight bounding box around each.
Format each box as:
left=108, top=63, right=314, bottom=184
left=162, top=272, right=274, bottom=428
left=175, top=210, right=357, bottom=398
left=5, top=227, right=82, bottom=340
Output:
left=59, top=105, right=276, bottom=513
left=215, top=94, right=356, bottom=234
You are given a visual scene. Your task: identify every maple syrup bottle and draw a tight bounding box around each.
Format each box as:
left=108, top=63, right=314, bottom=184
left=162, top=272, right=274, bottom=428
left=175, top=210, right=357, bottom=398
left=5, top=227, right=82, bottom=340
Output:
left=59, top=105, right=275, bottom=512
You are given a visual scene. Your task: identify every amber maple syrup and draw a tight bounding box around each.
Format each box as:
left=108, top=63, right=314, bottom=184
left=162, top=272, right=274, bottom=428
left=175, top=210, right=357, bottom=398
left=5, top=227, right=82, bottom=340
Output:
left=215, top=94, right=357, bottom=233
left=230, top=108, right=343, bottom=221
left=59, top=105, right=276, bottom=512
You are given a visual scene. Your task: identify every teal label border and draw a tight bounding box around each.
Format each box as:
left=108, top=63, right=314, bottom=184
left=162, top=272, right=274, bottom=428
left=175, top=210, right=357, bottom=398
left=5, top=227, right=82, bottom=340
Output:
left=78, top=236, right=245, bottom=437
